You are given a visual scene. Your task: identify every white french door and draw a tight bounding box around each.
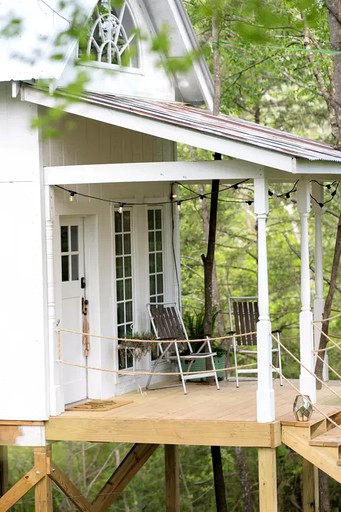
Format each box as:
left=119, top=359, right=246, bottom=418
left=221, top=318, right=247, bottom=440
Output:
left=60, top=217, right=88, bottom=404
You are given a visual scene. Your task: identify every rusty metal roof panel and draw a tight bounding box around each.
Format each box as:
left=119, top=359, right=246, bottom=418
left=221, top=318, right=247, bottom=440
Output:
left=78, top=92, right=341, bottom=163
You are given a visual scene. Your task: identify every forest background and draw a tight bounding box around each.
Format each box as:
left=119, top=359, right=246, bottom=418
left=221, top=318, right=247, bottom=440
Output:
left=3, top=0, right=341, bottom=510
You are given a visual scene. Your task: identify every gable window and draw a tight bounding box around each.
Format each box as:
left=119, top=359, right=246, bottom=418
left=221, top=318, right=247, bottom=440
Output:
left=85, top=0, right=138, bottom=67
left=114, top=210, right=134, bottom=370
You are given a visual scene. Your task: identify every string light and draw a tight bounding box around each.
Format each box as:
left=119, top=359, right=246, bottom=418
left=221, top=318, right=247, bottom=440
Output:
left=310, top=182, right=340, bottom=209
left=55, top=179, right=340, bottom=214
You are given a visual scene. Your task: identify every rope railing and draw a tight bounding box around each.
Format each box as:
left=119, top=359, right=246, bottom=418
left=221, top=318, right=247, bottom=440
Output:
left=56, top=326, right=257, bottom=378
left=272, top=333, right=341, bottom=402
left=271, top=364, right=341, bottom=432
left=271, top=325, right=341, bottom=431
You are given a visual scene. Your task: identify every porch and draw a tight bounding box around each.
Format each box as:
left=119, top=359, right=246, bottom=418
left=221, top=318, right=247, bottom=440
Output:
left=45, top=378, right=341, bottom=447
left=1, top=379, right=341, bottom=511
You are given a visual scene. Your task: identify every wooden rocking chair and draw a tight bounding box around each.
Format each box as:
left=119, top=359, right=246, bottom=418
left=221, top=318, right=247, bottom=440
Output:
left=147, top=302, right=220, bottom=394
left=228, top=296, right=283, bottom=387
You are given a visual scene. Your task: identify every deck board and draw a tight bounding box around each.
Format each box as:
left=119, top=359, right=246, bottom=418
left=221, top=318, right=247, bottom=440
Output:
left=45, top=379, right=341, bottom=448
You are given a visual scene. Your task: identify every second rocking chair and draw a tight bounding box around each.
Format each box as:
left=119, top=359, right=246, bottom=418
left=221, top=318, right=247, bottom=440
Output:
left=228, top=296, right=283, bottom=387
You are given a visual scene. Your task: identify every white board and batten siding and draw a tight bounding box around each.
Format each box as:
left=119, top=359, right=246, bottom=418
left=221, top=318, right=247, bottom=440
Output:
left=0, top=83, right=49, bottom=421
left=45, top=113, right=178, bottom=405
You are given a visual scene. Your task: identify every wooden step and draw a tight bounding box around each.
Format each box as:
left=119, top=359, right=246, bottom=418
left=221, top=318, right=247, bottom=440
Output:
left=309, top=426, right=341, bottom=447
left=282, top=425, right=341, bottom=482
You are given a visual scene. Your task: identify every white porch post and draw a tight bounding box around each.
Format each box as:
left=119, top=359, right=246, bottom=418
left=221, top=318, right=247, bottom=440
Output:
left=312, top=182, right=328, bottom=381
left=254, top=178, right=275, bottom=422
left=297, top=181, right=316, bottom=403
left=45, top=186, right=64, bottom=415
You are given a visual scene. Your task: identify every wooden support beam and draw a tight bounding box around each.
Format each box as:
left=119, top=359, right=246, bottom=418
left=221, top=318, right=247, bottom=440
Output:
left=302, top=459, right=316, bottom=512
left=258, top=448, right=277, bottom=512
left=48, top=462, right=94, bottom=512
left=92, top=443, right=158, bottom=512
left=0, top=446, right=8, bottom=496
left=165, top=445, right=180, bottom=512
left=34, top=447, right=53, bottom=512
left=0, top=467, right=44, bottom=511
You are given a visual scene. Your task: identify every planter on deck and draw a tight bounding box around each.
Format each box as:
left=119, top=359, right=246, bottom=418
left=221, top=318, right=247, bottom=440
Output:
left=181, top=355, right=227, bottom=381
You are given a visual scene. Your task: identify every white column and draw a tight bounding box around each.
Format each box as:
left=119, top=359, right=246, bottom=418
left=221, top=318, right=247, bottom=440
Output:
left=254, top=178, right=275, bottom=422
left=45, top=186, right=64, bottom=415
left=312, top=182, right=327, bottom=380
left=297, top=181, right=316, bottom=403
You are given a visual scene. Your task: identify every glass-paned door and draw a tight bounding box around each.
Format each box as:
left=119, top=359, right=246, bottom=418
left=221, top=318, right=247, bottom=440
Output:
left=148, top=209, right=164, bottom=359
left=114, top=210, right=134, bottom=370
left=60, top=218, right=87, bottom=404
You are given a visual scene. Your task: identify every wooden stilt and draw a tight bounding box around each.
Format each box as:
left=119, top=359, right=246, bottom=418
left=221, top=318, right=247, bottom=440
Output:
left=302, top=458, right=315, bottom=512
left=165, top=445, right=180, bottom=512
left=258, top=448, right=277, bottom=512
left=0, top=466, right=44, bottom=511
left=92, top=443, right=158, bottom=512
left=0, top=446, right=8, bottom=497
left=49, top=462, right=93, bottom=512
left=34, top=446, right=53, bottom=512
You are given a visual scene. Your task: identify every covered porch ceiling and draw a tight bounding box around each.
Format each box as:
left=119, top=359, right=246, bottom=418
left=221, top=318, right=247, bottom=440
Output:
left=21, top=84, right=341, bottom=186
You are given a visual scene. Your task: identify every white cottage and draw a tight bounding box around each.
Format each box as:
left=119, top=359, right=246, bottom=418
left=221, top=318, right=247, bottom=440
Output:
left=1, top=1, right=341, bottom=510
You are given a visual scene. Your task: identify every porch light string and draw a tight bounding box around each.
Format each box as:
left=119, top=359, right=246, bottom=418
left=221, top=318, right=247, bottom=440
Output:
left=173, top=180, right=254, bottom=206
left=310, top=181, right=340, bottom=208
left=55, top=180, right=339, bottom=212
left=54, top=180, right=256, bottom=210
left=268, top=179, right=299, bottom=199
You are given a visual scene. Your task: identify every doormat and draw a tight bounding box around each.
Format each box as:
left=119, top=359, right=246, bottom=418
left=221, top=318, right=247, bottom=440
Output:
left=66, top=399, right=133, bottom=412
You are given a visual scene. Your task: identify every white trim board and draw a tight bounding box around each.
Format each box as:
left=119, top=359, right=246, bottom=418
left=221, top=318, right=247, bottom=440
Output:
left=44, top=160, right=296, bottom=185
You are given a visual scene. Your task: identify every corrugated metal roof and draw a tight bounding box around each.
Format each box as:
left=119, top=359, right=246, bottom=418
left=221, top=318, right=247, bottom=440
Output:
left=78, top=91, right=341, bottom=163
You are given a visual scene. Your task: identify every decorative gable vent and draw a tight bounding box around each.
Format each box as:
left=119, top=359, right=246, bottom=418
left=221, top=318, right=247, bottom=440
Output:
left=85, top=0, right=138, bottom=67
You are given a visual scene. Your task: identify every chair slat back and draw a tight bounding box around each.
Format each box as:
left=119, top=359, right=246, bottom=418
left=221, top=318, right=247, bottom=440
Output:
left=231, top=299, right=258, bottom=346
left=149, top=303, right=187, bottom=340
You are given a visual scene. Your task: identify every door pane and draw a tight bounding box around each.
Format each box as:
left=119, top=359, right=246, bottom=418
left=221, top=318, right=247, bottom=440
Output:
left=61, top=226, right=68, bottom=252
left=71, top=225, right=79, bottom=251
left=62, top=255, right=69, bottom=282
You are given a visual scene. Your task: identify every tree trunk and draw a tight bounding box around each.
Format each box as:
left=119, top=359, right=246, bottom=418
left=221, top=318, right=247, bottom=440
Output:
left=198, top=183, right=226, bottom=337
left=326, top=0, right=341, bottom=144
left=319, top=471, right=331, bottom=512
left=212, top=13, right=221, bottom=115
left=201, top=175, right=220, bottom=338
left=315, top=210, right=341, bottom=386
left=234, top=447, right=253, bottom=512
left=211, top=446, right=227, bottom=512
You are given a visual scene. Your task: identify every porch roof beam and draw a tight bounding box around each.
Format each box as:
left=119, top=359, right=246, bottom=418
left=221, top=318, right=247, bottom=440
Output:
left=44, top=160, right=292, bottom=185
left=22, top=86, right=296, bottom=173
left=296, top=160, right=341, bottom=177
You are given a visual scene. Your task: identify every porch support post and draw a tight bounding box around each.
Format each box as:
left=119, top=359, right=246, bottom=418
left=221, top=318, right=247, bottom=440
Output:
left=45, top=186, right=63, bottom=415
left=258, top=448, right=277, bottom=512
left=0, top=447, right=8, bottom=497
left=312, top=182, right=327, bottom=380
left=302, top=458, right=316, bottom=512
left=34, top=446, right=52, bottom=512
left=254, top=178, right=275, bottom=422
left=165, top=445, right=180, bottom=512
left=297, top=181, right=316, bottom=403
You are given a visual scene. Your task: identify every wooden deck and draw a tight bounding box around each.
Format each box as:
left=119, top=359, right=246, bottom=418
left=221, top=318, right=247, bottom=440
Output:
left=45, top=379, right=341, bottom=448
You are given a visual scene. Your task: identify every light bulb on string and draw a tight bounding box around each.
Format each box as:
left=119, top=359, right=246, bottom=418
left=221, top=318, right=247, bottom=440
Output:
left=177, top=200, right=182, bottom=212
left=118, top=203, right=123, bottom=214
left=69, top=191, right=75, bottom=202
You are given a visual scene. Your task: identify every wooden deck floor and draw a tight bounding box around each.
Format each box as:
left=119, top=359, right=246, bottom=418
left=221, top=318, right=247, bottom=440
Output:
left=45, top=379, right=341, bottom=448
